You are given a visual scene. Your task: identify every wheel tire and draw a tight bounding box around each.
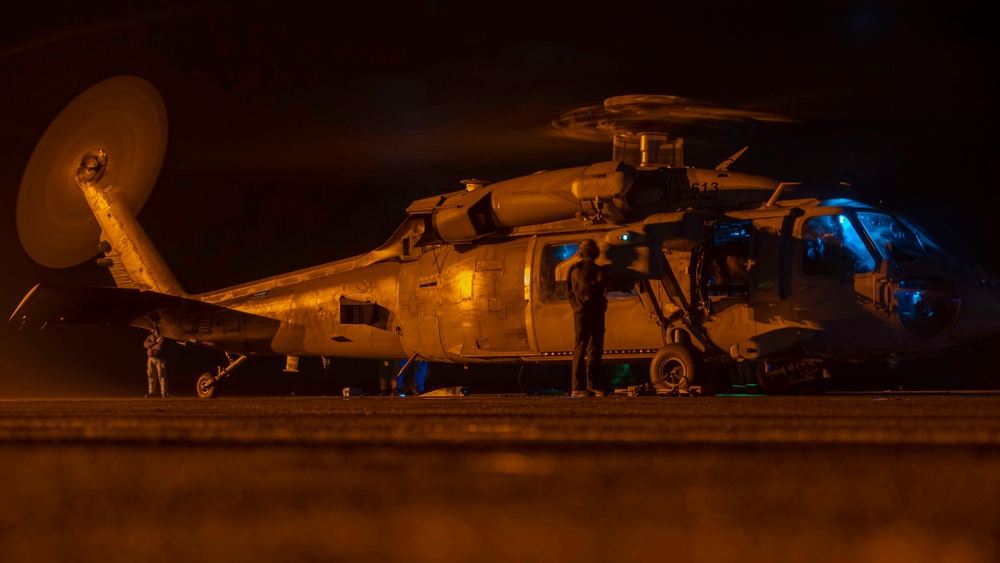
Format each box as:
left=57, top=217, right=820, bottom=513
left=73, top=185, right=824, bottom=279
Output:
left=650, top=344, right=696, bottom=390
left=196, top=372, right=217, bottom=399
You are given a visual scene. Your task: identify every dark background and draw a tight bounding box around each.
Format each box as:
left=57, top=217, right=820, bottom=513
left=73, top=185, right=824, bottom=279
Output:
left=1, top=1, right=995, bottom=397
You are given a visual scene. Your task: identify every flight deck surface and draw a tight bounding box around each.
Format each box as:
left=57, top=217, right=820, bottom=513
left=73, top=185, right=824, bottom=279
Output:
left=2, top=393, right=999, bottom=562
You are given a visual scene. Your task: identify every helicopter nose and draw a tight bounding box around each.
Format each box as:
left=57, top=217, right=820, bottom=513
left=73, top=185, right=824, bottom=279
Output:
left=894, top=277, right=962, bottom=337
left=948, top=277, right=1000, bottom=345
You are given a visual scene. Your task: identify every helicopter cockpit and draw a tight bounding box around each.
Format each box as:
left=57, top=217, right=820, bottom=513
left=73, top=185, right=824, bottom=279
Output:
left=813, top=198, right=950, bottom=268
left=795, top=198, right=957, bottom=277
left=792, top=200, right=965, bottom=340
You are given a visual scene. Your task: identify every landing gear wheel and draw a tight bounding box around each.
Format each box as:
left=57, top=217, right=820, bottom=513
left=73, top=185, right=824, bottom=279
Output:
left=650, top=344, right=696, bottom=390
left=196, top=372, right=217, bottom=399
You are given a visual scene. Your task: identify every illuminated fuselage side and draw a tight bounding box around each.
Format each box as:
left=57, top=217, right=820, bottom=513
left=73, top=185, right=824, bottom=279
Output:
left=397, top=238, right=532, bottom=362
left=100, top=166, right=1000, bottom=370
left=157, top=258, right=405, bottom=358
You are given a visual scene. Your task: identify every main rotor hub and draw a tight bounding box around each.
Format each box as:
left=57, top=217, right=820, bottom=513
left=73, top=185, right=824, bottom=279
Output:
left=75, top=148, right=107, bottom=186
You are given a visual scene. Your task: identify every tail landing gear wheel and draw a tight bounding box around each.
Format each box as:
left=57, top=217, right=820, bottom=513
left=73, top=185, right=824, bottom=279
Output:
left=196, top=372, right=217, bottom=399
left=650, top=344, right=696, bottom=390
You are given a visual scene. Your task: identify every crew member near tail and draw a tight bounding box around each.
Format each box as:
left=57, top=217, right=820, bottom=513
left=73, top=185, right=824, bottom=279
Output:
left=144, top=328, right=170, bottom=398
left=566, top=238, right=612, bottom=397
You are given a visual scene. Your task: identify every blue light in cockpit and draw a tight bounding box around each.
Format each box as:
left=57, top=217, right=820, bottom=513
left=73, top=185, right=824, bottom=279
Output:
left=819, top=198, right=874, bottom=209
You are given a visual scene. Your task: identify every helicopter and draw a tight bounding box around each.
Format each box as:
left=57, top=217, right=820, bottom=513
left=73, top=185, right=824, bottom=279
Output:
left=11, top=76, right=1000, bottom=397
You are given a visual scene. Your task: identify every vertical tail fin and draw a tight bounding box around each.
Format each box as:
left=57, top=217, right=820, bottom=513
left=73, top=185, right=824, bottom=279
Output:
left=83, top=182, right=186, bottom=296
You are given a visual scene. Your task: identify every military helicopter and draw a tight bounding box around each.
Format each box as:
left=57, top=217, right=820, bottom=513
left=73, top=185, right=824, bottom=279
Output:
left=11, top=76, right=1000, bottom=397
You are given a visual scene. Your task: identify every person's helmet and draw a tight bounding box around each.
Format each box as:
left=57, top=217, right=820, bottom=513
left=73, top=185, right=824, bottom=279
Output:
left=578, top=239, right=599, bottom=259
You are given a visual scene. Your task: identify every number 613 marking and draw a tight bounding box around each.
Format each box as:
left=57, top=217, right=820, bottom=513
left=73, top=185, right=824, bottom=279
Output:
left=690, top=182, right=719, bottom=193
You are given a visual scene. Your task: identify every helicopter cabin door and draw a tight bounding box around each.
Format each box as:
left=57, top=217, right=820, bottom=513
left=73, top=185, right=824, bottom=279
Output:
left=695, top=220, right=757, bottom=347
left=398, top=240, right=533, bottom=362
left=528, top=236, right=663, bottom=356
left=791, top=212, right=881, bottom=349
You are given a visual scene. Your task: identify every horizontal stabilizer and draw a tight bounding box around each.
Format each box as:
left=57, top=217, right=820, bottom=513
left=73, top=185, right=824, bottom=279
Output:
left=9, top=284, right=272, bottom=333
left=10, top=284, right=164, bottom=327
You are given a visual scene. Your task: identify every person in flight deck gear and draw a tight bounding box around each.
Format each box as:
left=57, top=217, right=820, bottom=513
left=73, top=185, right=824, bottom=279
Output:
left=387, top=359, right=427, bottom=396
left=397, top=360, right=428, bottom=396
left=378, top=359, right=398, bottom=396
left=144, top=329, right=170, bottom=398
left=377, top=359, right=428, bottom=396
left=566, top=238, right=612, bottom=397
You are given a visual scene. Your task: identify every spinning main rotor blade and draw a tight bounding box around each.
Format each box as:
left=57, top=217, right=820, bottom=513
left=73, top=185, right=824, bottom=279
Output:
left=550, top=94, right=797, bottom=144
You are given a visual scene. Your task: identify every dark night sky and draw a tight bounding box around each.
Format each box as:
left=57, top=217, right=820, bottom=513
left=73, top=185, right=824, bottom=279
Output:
left=1, top=0, right=995, bottom=396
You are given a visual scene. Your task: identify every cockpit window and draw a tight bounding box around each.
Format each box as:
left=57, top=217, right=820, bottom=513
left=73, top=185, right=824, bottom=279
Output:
left=856, top=212, right=933, bottom=263
left=801, top=215, right=876, bottom=276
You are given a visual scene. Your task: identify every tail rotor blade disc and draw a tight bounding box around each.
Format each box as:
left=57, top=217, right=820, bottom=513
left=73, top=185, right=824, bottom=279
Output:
left=17, top=75, right=167, bottom=268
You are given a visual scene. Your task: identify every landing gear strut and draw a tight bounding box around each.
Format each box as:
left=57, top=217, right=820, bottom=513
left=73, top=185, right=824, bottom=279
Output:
left=196, top=353, right=248, bottom=399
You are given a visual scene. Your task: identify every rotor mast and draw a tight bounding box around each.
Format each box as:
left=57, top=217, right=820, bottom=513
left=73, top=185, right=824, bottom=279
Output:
left=611, top=131, right=684, bottom=169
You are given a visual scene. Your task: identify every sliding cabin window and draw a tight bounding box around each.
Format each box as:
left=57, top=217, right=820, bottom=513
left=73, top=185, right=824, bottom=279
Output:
left=540, top=242, right=638, bottom=303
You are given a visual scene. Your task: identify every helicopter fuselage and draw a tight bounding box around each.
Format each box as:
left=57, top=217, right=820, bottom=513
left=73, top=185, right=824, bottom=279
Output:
left=139, top=162, right=1000, bottom=394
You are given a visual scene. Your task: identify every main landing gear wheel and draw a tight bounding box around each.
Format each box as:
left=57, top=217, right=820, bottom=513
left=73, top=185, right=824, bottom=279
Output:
left=650, top=344, right=696, bottom=390
left=196, top=373, right=217, bottom=399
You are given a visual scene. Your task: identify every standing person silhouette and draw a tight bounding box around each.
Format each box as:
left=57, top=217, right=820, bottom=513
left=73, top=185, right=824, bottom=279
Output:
left=144, top=328, right=170, bottom=398
left=566, top=238, right=611, bottom=397
left=399, top=360, right=428, bottom=396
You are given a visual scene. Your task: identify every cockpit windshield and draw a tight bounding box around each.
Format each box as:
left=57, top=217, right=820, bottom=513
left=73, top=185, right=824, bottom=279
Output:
left=856, top=212, right=942, bottom=263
